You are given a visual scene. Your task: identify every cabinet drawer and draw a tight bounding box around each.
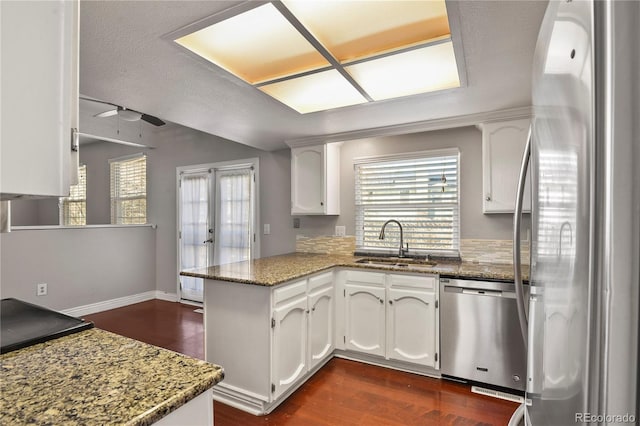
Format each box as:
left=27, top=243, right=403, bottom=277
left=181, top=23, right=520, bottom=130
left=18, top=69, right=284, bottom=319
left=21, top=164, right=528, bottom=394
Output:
left=308, top=271, right=333, bottom=292
left=273, top=279, right=307, bottom=306
left=387, top=274, right=437, bottom=291
left=345, top=270, right=385, bottom=286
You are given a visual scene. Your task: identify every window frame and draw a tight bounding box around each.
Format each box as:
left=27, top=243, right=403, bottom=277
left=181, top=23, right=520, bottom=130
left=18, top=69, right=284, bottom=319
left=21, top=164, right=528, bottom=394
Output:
left=353, top=148, right=461, bottom=257
left=109, top=153, right=147, bottom=225
left=59, top=164, right=87, bottom=226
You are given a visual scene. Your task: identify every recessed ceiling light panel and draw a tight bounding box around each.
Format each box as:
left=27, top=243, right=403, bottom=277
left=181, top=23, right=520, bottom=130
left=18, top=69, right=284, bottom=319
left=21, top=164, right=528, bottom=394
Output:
left=259, top=70, right=368, bottom=114
left=282, top=0, right=451, bottom=63
left=174, top=3, right=330, bottom=84
left=345, top=42, right=461, bottom=101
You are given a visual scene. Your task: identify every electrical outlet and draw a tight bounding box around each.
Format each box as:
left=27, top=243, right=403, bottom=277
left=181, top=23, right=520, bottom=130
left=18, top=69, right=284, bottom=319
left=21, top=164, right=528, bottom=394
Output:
left=335, top=225, right=346, bottom=237
left=36, top=283, right=47, bottom=296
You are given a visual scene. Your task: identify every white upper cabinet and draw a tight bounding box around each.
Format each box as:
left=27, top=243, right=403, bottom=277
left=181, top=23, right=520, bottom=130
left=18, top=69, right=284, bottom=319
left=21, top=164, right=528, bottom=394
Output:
left=481, top=118, right=531, bottom=213
left=0, top=0, right=79, bottom=200
left=291, top=143, right=340, bottom=215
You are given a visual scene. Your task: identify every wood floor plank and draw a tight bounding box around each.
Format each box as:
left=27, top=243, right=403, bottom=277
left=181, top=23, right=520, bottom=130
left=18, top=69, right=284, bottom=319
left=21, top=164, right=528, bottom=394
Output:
left=85, top=300, right=518, bottom=425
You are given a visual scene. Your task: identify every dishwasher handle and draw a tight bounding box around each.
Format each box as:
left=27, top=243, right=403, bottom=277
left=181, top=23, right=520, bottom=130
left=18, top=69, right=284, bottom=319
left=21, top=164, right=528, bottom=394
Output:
left=445, top=285, right=516, bottom=299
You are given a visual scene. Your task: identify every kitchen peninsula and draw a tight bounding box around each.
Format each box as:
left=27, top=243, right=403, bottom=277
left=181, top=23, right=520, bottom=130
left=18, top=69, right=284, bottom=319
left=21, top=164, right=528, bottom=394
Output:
left=0, top=328, right=224, bottom=425
left=181, top=252, right=528, bottom=415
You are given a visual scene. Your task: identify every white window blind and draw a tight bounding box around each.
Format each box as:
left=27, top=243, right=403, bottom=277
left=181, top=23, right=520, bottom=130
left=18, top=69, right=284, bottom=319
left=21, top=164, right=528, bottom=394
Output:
left=355, top=150, right=460, bottom=255
left=110, top=154, right=147, bottom=225
left=60, top=164, right=87, bottom=226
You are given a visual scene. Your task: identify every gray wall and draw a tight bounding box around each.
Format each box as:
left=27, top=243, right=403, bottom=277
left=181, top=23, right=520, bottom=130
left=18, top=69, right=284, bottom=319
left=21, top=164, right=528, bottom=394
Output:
left=0, top=227, right=156, bottom=311
left=2, top=121, right=296, bottom=307
left=296, top=126, right=529, bottom=239
left=146, top=124, right=295, bottom=295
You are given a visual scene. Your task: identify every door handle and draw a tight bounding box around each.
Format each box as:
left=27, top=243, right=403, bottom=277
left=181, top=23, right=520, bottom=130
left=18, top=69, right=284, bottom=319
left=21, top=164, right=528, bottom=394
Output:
left=203, top=238, right=213, bottom=244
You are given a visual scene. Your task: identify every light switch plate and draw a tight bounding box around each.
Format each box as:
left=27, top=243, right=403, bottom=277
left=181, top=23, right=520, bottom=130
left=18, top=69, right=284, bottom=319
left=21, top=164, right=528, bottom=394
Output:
left=335, top=225, right=346, bottom=237
left=263, top=224, right=271, bottom=235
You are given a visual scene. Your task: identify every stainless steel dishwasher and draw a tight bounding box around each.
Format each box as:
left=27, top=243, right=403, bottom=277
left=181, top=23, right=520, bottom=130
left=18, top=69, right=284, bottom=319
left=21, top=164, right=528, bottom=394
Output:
left=440, top=278, right=526, bottom=391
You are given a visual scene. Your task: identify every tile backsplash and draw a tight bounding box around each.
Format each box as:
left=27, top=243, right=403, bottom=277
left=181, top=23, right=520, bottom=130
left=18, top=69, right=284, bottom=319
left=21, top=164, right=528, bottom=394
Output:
left=296, top=235, right=530, bottom=265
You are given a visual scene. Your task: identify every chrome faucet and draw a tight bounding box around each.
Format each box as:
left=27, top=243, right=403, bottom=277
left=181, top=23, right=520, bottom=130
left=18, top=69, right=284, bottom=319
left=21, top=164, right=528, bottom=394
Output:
left=379, top=219, right=409, bottom=258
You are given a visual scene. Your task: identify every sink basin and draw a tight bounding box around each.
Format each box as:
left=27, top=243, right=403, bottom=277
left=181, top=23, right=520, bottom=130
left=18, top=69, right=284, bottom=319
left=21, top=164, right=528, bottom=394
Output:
left=355, top=258, right=437, bottom=269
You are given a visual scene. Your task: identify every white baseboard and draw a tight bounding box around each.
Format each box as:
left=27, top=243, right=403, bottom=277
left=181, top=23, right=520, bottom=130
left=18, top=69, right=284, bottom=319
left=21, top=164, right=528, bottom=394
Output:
left=61, top=291, right=179, bottom=317
left=155, top=291, right=179, bottom=302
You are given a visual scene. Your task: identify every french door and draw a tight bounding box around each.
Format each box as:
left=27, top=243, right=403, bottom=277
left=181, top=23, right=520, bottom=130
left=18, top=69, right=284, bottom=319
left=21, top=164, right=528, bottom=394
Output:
left=177, top=160, right=257, bottom=303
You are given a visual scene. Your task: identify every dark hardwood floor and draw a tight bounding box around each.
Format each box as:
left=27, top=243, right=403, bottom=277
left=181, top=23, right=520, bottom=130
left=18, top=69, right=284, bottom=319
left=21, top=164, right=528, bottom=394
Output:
left=85, top=300, right=518, bottom=425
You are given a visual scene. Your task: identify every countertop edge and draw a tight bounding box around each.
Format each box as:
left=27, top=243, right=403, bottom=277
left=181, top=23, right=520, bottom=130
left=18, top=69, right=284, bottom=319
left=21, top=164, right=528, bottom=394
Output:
left=180, top=254, right=527, bottom=287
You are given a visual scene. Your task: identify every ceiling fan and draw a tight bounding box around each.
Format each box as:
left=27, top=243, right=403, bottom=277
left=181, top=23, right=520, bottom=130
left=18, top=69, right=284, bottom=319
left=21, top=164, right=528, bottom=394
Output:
left=80, top=96, right=166, bottom=126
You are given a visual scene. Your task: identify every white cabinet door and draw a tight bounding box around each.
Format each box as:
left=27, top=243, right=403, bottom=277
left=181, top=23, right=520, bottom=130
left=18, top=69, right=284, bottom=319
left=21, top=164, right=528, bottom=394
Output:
left=345, top=283, right=386, bottom=357
left=387, top=288, right=437, bottom=368
left=308, top=284, right=334, bottom=370
left=272, top=293, right=308, bottom=399
left=290, top=144, right=340, bottom=215
left=1, top=0, right=79, bottom=199
left=291, top=145, right=324, bottom=214
left=481, top=118, right=532, bottom=213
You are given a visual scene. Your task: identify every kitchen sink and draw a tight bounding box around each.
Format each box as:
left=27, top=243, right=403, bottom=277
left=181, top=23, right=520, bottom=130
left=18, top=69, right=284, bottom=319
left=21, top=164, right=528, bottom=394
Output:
left=355, top=257, right=437, bottom=269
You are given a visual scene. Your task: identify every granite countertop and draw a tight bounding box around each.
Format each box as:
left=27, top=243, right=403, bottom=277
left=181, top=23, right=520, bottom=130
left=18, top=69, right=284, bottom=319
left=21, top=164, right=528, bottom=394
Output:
left=180, top=252, right=530, bottom=286
left=0, top=328, right=224, bottom=426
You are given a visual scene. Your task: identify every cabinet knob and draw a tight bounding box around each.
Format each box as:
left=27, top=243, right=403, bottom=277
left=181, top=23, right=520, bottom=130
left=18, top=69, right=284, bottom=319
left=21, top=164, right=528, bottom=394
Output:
left=320, top=202, right=324, bottom=206
left=485, top=195, right=492, bottom=201
left=389, top=300, right=393, bottom=305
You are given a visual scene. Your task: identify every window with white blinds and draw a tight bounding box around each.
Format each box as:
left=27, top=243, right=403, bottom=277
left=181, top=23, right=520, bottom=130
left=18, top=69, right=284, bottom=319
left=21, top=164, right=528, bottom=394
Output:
left=110, top=154, right=147, bottom=225
left=355, top=149, right=460, bottom=255
left=59, top=164, right=87, bottom=226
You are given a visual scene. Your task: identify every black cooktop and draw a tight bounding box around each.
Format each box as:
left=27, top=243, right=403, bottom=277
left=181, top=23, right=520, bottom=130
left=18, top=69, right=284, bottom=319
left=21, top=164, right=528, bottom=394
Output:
left=0, top=298, right=94, bottom=354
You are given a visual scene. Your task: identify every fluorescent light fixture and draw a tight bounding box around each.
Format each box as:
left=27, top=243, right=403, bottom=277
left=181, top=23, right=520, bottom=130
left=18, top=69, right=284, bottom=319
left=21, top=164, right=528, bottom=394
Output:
left=259, top=70, right=367, bottom=114
left=175, top=3, right=329, bottom=84
left=173, top=0, right=461, bottom=113
left=282, top=0, right=450, bottom=63
left=345, top=42, right=460, bottom=101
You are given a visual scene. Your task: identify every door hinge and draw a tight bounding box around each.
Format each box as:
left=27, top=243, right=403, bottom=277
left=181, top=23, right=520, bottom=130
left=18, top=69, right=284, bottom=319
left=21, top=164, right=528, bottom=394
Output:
left=343, top=336, right=346, bottom=344
left=271, top=383, right=275, bottom=393
left=343, top=289, right=346, bottom=297
left=254, top=233, right=256, bottom=242
left=435, top=300, right=439, bottom=309
left=435, top=352, right=438, bottom=362
left=271, top=318, right=275, bottom=328
left=178, top=231, right=182, bottom=239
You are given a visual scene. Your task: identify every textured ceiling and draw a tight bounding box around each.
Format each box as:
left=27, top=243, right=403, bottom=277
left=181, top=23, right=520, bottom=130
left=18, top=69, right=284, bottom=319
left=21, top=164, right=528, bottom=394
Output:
left=79, top=1, right=548, bottom=151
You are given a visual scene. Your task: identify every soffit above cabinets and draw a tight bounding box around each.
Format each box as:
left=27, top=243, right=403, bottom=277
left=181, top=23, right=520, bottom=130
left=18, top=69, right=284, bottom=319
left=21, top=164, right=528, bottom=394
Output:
left=171, top=1, right=464, bottom=114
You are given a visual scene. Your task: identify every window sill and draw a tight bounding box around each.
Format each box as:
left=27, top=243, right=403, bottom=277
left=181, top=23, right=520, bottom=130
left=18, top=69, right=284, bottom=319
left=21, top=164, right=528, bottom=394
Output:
left=10, top=224, right=157, bottom=231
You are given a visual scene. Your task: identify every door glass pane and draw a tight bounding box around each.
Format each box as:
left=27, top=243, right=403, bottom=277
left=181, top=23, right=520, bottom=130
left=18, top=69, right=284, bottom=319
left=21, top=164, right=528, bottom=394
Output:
left=215, top=169, right=253, bottom=265
left=179, top=173, right=209, bottom=302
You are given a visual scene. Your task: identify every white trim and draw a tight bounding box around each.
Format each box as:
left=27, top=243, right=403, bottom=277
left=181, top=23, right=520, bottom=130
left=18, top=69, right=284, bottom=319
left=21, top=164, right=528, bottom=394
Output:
left=176, top=158, right=260, bottom=302
left=11, top=224, right=157, bottom=231
left=155, top=291, right=179, bottom=302
left=61, top=291, right=157, bottom=317
left=108, top=152, right=146, bottom=163
left=77, top=132, right=154, bottom=149
left=352, top=147, right=460, bottom=166
left=60, top=291, right=180, bottom=317
left=285, top=106, right=532, bottom=148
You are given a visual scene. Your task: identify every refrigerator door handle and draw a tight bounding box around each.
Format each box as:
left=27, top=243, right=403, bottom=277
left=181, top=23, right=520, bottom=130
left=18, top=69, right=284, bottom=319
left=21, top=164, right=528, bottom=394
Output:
left=513, top=125, right=532, bottom=348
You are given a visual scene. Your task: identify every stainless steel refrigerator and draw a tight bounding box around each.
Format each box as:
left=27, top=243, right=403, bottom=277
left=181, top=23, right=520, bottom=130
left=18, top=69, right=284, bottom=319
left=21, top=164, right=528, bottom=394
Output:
left=511, top=1, right=639, bottom=425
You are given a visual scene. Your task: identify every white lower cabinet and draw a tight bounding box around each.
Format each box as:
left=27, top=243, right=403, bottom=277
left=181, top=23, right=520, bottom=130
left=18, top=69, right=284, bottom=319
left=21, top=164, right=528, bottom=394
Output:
left=272, top=288, right=308, bottom=399
left=203, top=268, right=438, bottom=415
left=308, top=273, right=335, bottom=370
left=344, top=271, right=386, bottom=356
left=271, top=272, right=335, bottom=399
left=386, top=275, right=439, bottom=369
left=341, top=270, right=440, bottom=369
